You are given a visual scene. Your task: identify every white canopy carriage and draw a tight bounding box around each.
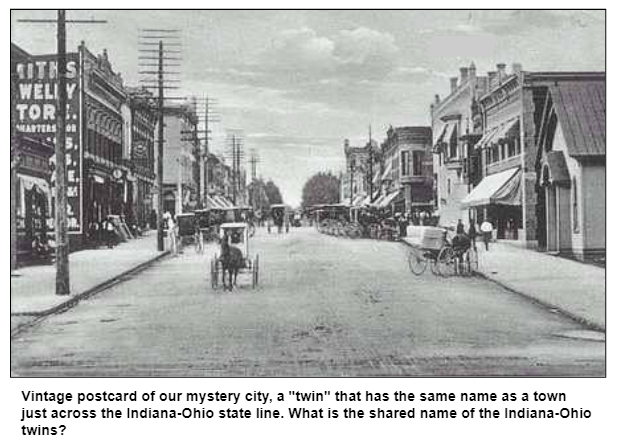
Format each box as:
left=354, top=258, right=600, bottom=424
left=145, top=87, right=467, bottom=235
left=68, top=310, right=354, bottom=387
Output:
left=210, top=223, right=259, bottom=289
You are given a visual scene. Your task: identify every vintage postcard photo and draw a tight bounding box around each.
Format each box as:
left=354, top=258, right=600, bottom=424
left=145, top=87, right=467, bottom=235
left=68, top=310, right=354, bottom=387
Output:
left=10, top=10, right=605, bottom=377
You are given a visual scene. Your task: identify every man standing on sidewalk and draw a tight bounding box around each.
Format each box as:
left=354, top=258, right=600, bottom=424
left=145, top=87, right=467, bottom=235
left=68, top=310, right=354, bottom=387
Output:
left=468, top=218, right=478, bottom=252
left=480, top=219, right=493, bottom=251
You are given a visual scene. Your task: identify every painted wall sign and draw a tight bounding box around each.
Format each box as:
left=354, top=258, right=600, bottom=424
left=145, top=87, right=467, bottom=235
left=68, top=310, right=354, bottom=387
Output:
left=15, top=52, right=83, bottom=233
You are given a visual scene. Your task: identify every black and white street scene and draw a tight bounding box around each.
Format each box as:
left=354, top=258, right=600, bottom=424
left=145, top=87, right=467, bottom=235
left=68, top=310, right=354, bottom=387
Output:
left=10, top=10, right=605, bottom=377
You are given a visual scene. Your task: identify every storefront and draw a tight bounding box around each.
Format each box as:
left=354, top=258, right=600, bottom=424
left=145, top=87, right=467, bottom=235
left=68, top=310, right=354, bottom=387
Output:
left=461, top=167, right=522, bottom=240
left=12, top=135, right=54, bottom=264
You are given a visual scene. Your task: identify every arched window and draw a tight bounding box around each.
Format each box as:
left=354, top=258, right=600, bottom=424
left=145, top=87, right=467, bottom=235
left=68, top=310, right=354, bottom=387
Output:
left=572, top=177, right=579, bottom=233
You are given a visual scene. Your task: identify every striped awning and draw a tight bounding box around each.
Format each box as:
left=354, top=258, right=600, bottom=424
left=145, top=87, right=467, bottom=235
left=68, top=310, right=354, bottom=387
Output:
left=461, top=168, right=521, bottom=207
left=475, top=118, right=519, bottom=149
left=19, top=174, right=50, bottom=195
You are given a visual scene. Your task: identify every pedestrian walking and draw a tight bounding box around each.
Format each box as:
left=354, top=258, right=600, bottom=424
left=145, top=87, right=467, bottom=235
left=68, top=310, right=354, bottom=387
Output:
left=166, top=214, right=178, bottom=255
left=456, top=219, right=465, bottom=235
left=103, top=217, right=116, bottom=249
left=468, top=218, right=478, bottom=251
left=480, top=219, right=493, bottom=251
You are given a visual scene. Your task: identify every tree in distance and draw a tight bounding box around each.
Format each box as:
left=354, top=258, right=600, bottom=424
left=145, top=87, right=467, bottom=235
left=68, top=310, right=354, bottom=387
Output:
left=301, top=171, right=340, bottom=210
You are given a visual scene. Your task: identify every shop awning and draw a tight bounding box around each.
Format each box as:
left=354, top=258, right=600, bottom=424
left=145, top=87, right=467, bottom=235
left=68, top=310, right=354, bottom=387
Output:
left=351, top=196, right=365, bottom=207
left=205, top=195, right=219, bottom=208
left=211, top=196, right=229, bottom=208
left=381, top=163, right=392, bottom=181
left=373, top=170, right=381, bottom=185
left=220, top=197, right=235, bottom=207
left=475, top=127, right=499, bottom=149
left=433, top=123, right=451, bottom=150
left=371, top=194, right=385, bottom=207
left=19, top=174, right=50, bottom=195
left=445, top=122, right=458, bottom=144
left=461, top=168, right=521, bottom=208
left=362, top=195, right=374, bottom=206
left=492, top=117, right=519, bottom=142
left=378, top=190, right=402, bottom=208
left=475, top=118, right=519, bottom=149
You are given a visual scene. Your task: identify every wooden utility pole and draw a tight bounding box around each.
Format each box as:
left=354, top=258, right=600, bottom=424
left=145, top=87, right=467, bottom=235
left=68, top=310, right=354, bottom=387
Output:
left=232, top=135, right=237, bottom=204
left=203, top=98, right=210, bottom=206
left=156, top=40, right=165, bottom=251
left=368, top=125, right=374, bottom=202
left=201, top=97, right=220, bottom=207
left=138, top=29, right=181, bottom=251
left=225, top=130, right=243, bottom=206
left=184, top=97, right=220, bottom=209
left=249, top=152, right=260, bottom=182
left=54, top=9, right=70, bottom=294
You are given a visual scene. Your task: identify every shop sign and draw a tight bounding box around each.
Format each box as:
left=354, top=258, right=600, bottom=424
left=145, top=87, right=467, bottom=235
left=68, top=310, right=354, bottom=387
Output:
left=112, top=168, right=124, bottom=180
left=14, top=52, right=83, bottom=233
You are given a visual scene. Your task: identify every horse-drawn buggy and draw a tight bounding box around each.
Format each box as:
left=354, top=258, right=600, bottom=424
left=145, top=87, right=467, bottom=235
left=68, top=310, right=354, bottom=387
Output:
left=269, top=204, right=290, bottom=234
left=405, top=226, right=477, bottom=277
left=210, top=222, right=259, bottom=290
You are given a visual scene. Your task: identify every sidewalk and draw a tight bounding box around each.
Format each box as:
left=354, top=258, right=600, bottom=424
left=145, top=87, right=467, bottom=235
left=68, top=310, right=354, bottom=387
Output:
left=474, top=242, right=605, bottom=331
left=401, top=238, right=605, bottom=331
left=11, top=232, right=168, bottom=316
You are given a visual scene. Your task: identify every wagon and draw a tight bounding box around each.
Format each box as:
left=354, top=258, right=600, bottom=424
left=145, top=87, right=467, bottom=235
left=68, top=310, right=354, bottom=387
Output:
left=210, top=222, right=259, bottom=289
left=404, top=226, right=478, bottom=277
left=404, top=226, right=451, bottom=276
left=269, top=204, right=290, bottom=234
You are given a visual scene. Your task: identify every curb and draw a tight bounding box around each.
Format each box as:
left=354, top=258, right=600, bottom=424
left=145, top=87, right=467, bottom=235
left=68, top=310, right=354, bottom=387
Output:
left=399, top=240, right=605, bottom=333
left=11, top=251, right=170, bottom=334
left=475, top=270, right=605, bottom=333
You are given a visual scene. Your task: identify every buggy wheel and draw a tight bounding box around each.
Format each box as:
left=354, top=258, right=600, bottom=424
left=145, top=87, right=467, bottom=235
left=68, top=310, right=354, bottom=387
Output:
left=407, top=248, right=427, bottom=275
left=210, top=256, right=219, bottom=289
left=437, top=246, right=456, bottom=277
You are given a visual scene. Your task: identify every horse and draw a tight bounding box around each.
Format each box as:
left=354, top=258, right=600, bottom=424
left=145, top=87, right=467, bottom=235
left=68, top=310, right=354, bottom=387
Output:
left=219, top=234, right=245, bottom=291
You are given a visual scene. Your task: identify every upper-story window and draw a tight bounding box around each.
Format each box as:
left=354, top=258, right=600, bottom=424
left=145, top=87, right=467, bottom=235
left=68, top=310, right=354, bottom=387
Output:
left=412, top=151, right=423, bottom=176
left=401, top=150, right=410, bottom=176
left=448, top=124, right=458, bottom=159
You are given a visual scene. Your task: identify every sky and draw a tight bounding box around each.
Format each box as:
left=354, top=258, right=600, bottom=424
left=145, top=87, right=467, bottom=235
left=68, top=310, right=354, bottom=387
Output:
left=11, top=10, right=605, bottom=206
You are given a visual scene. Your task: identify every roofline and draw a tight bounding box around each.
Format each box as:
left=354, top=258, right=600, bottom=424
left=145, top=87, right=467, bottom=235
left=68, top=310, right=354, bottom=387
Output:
left=11, top=42, right=31, bottom=59
left=524, top=71, right=605, bottom=82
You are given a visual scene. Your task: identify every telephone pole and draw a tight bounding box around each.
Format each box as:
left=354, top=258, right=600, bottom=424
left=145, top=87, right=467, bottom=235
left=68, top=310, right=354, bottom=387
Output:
left=55, top=10, right=70, bottom=294
left=138, top=29, right=182, bottom=251
left=368, top=125, right=374, bottom=201
left=18, top=11, right=106, bottom=295
left=225, top=130, right=244, bottom=206
left=249, top=151, right=260, bottom=181
left=189, top=97, right=220, bottom=208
